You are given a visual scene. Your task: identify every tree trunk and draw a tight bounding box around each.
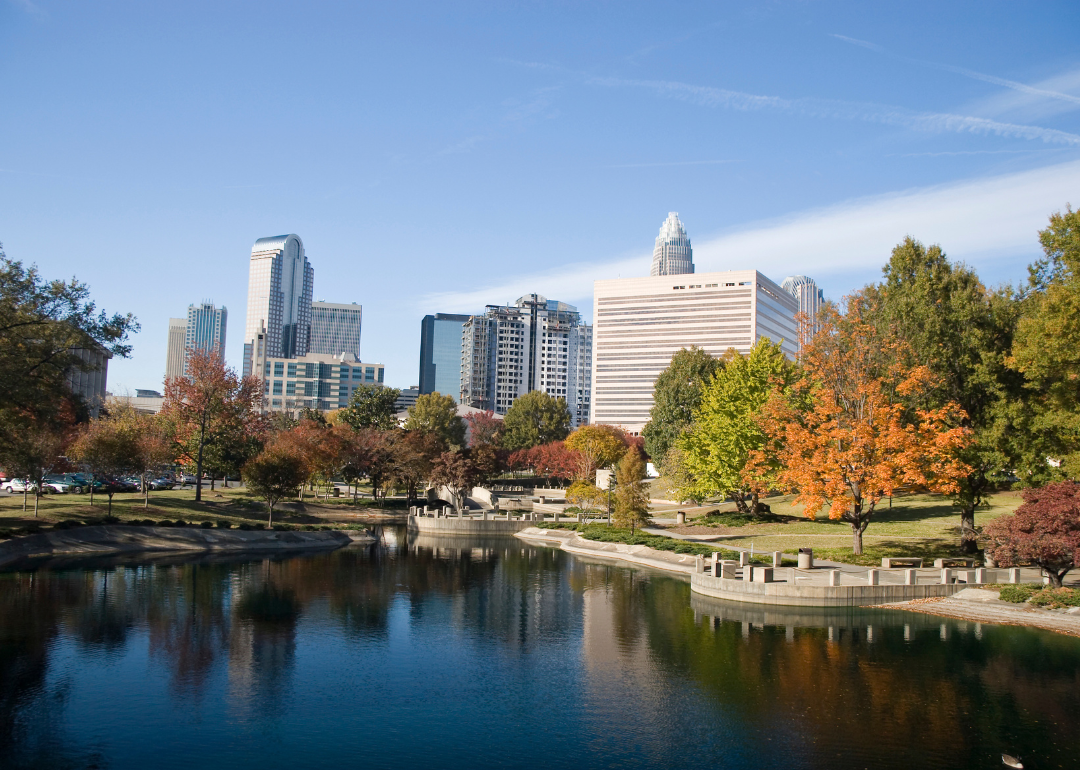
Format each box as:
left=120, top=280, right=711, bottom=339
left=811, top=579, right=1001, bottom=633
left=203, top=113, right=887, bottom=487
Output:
left=268, top=502, right=273, bottom=527
left=33, top=490, right=39, bottom=517
left=1044, top=568, right=1066, bottom=589
left=107, top=492, right=113, bottom=515
left=959, top=504, right=978, bottom=554
left=144, top=477, right=149, bottom=509
left=851, top=522, right=863, bottom=555
left=210, top=475, right=215, bottom=491
left=195, top=416, right=206, bottom=502
left=90, top=483, right=95, bottom=506
left=22, top=485, right=27, bottom=512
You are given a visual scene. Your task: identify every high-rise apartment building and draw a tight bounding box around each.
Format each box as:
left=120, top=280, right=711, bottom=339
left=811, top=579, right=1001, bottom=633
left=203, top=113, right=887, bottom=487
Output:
left=419, top=313, right=470, bottom=402
left=591, top=271, right=798, bottom=433
left=165, top=317, right=187, bottom=382
left=310, top=301, right=362, bottom=358
left=460, top=295, right=592, bottom=425
left=650, top=212, right=694, bottom=276
left=781, top=275, right=825, bottom=346
left=243, top=234, right=314, bottom=378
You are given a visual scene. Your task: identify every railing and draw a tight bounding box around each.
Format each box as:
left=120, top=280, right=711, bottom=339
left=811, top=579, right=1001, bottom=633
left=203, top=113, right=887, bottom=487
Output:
left=695, top=557, right=1024, bottom=586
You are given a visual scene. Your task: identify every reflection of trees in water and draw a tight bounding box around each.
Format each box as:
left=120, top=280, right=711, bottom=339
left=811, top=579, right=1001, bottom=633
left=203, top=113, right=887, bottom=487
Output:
left=632, top=585, right=1080, bottom=769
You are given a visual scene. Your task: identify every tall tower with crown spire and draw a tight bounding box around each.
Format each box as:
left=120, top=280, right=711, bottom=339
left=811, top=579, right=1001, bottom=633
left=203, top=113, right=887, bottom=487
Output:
left=650, top=212, right=694, bottom=276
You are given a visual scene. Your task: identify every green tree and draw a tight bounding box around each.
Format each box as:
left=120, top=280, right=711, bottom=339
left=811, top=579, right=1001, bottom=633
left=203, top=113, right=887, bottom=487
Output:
left=613, top=446, right=650, bottom=532
left=0, top=246, right=137, bottom=426
left=565, top=480, right=607, bottom=519
left=679, top=338, right=797, bottom=514
left=500, top=390, right=572, bottom=450
left=1010, top=206, right=1080, bottom=482
left=242, top=445, right=310, bottom=526
left=336, top=384, right=401, bottom=431
left=864, top=237, right=1023, bottom=552
left=69, top=411, right=142, bottom=514
left=641, top=347, right=722, bottom=473
left=564, top=424, right=628, bottom=482
left=404, top=392, right=466, bottom=449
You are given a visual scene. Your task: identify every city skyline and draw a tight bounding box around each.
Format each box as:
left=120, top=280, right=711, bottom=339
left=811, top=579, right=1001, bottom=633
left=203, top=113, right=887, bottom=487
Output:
left=243, top=234, right=314, bottom=379
left=4, top=2, right=1077, bottom=393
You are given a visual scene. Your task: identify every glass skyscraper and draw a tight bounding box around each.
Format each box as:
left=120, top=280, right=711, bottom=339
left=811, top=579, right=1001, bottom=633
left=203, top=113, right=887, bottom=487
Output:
left=310, top=301, right=362, bottom=358
left=186, top=302, right=227, bottom=365
left=650, top=212, right=694, bottom=276
left=243, top=234, right=314, bottom=378
left=419, top=313, right=470, bottom=403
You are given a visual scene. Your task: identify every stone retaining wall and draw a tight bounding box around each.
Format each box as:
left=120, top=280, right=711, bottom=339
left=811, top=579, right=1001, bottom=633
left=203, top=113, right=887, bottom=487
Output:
left=407, top=514, right=533, bottom=535
left=0, top=526, right=373, bottom=568
left=691, top=572, right=964, bottom=606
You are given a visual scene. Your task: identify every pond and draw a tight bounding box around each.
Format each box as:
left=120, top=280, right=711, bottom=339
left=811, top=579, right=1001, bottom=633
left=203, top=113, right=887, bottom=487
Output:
left=1, top=527, right=1077, bottom=770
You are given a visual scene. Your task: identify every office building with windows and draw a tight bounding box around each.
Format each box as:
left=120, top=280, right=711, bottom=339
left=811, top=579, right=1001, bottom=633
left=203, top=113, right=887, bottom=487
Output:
left=186, top=301, right=227, bottom=364
left=419, top=313, right=470, bottom=402
left=243, top=234, right=314, bottom=378
left=650, top=212, right=694, bottom=277
left=460, top=294, right=592, bottom=426
left=591, top=271, right=798, bottom=434
left=251, top=337, right=385, bottom=415
left=165, top=317, right=187, bottom=382
left=781, top=275, right=825, bottom=346
left=310, top=301, right=362, bottom=357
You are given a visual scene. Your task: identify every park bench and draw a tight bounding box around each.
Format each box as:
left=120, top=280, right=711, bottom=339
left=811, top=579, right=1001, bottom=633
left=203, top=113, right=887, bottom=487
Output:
left=934, top=558, right=975, bottom=568
left=881, top=557, right=923, bottom=568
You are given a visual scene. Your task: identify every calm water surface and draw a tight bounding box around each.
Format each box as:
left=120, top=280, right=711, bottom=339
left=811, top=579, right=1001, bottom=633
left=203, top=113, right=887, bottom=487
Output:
left=1, top=528, right=1078, bottom=770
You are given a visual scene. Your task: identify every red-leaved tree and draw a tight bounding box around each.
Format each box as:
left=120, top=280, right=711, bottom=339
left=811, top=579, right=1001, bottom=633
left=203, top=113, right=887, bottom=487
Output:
left=984, top=481, right=1080, bottom=588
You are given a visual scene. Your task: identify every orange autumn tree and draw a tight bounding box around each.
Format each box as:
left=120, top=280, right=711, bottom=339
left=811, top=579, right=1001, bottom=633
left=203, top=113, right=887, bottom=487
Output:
left=759, top=298, right=971, bottom=554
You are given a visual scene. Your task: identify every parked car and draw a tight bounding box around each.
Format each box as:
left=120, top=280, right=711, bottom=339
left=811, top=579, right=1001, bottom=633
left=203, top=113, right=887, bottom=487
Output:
left=180, top=474, right=197, bottom=485
left=149, top=477, right=174, bottom=490
left=2, top=479, right=43, bottom=494
left=42, top=479, right=73, bottom=494
left=47, top=473, right=93, bottom=493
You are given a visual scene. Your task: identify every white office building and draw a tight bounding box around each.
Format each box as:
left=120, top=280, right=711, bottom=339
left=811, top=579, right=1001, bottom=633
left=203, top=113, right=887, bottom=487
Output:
left=460, top=294, right=592, bottom=426
left=165, top=317, right=187, bottom=382
left=591, top=271, right=798, bottom=433
left=310, top=301, right=362, bottom=358
left=243, top=234, right=314, bottom=378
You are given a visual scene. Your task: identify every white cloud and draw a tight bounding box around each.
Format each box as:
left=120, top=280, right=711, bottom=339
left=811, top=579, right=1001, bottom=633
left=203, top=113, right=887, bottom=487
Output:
left=590, top=76, right=1080, bottom=146
left=422, top=160, right=1080, bottom=312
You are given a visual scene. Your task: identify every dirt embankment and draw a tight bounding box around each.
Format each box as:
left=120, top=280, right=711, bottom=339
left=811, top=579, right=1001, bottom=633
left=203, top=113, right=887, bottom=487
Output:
left=0, top=525, right=375, bottom=568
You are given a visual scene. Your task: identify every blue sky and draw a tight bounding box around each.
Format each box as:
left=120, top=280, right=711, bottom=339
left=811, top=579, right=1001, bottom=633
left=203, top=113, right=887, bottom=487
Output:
left=2, top=0, right=1078, bottom=392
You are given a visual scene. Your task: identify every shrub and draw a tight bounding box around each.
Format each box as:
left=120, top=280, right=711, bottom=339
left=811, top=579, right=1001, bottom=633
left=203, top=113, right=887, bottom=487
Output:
left=102, top=515, right=120, bottom=524
left=200, top=521, right=214, bottom=528
left=174, top=519, right=187, bottom=527
left=52, top=520, right=79, bottom=530
left=216, top=520, right=232, bottom=529
left=272, top=524, right=290, bottom=531
left=156, top=520, right=173, bottom=527
left=252, top=523, right=266, bottom=530
left=1028, top=587, right=1080, bottom=608
left=0, top=529, right=12, bottom=539
left=998, top=584, right=1041, bottom=603
left=238, top=523, right=253, bottom=531
left=302, top=525, right=316, bottom=531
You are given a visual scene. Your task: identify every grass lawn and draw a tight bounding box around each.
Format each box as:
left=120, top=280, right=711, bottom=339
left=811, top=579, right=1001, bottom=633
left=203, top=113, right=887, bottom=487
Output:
left=0, top=482, right=406, bottom=536
left=649, top=491, right=1024, bottom=566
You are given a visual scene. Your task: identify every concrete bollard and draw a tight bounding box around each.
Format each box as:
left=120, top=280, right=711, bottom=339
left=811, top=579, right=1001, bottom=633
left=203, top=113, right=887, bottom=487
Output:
left=772, top=551, right=782, bottom=568
left=695, top=555, right=705, bottom=574
left=739, top=551, right=750, bottom=567
left=742, top=565, right=753, bottom=582
left=753, top=567, right=775, bottom=583
left=798, top=548, right=813, bottom=570
left=554, top=513, right=560, bottom=523
left=721, top=560, right=738, bottom=579
left=867, top=569, right=879, bottom=586
left=975, top=567, right=986, bottom=584
left=940, top=568, right=952, bottom=585
left=538, top=496, right=546, bottom=505
left=711, top=553, right=721, bottom=574
left=483, top=511, right=489, bottom=521
left=1009, top=567, right=1020, bottom=584
left=829, top=570, right=841, bottom=587
left=676, top=511, right=686, bottom=525
left=905, top=569, right=917, bottom=586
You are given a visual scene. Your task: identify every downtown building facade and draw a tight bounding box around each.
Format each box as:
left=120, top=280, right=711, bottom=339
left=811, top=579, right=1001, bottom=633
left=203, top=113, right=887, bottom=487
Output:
left=591, top=271, right=798, bottom=434
left=242, top=234, right=314, bottom=378
left=310, top=301, right=362, bottom=357
left=251, top=335, right=384, bottom=414
left=781, top=275, right=825, bottom=346
left=419, top=313, right=470, bottom=403
left=650, top=212, right=694, bottom=276
left=164, top=302, right=226, bottom=381
left=460, top=295, right=592, bottom=425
